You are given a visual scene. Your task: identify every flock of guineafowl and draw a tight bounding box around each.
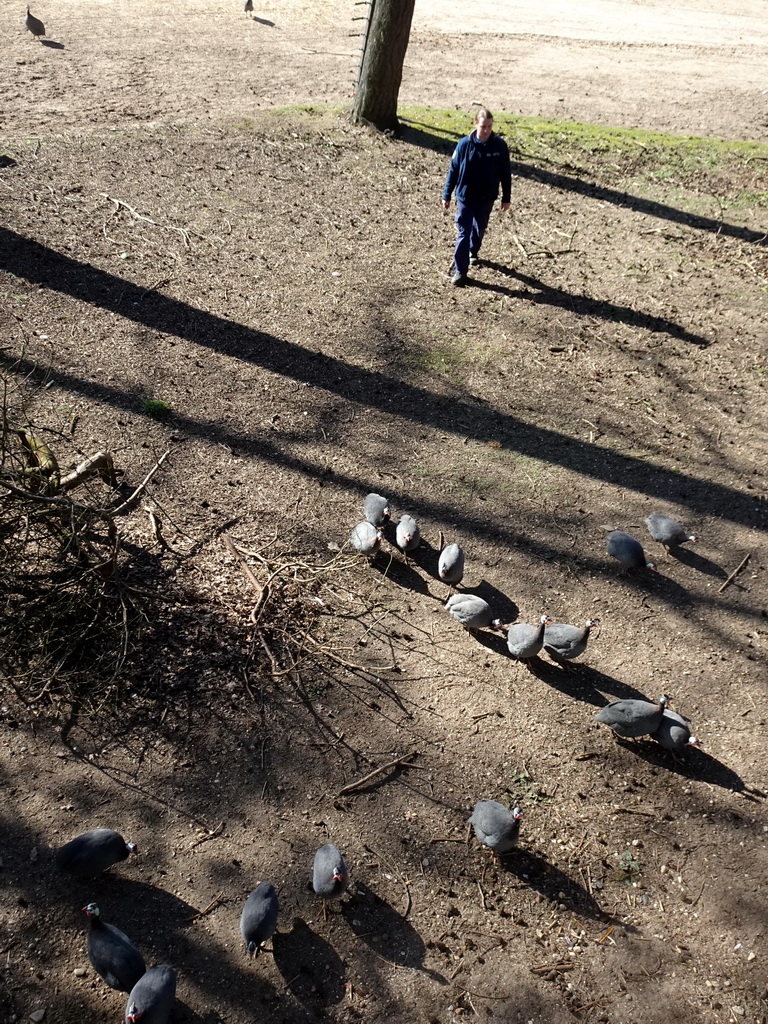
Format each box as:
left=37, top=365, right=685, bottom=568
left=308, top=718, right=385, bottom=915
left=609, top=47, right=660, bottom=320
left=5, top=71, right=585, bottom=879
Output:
left=49, top=497, right=700, bottom=1021
left=350, top=493, right=699, bottom=750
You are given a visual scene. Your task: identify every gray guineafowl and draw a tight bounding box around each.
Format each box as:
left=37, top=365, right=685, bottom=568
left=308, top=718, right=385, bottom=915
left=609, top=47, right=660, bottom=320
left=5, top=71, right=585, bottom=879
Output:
left=438, top=543, right=464, bottom=590
left=84, top=904, right=145, bottom=993
left=469, top=800, right=523, bottom=854
left=25, top=6, right=45, bottom=40
left=543, top=619, right=598, bottom=667
left=445, top=593, right=503, bottom=631
left=606, top=530, right=655, bottom=570
left=125, top=965, right=176, bottom=1024
left=507, top=614, right=552, bottom=666
left=349, top=521, right=382, bottom=558
left=651, top=708, right=700, bottom=750
left=312, top=843, right=348, bottom=918
left=645, top=513, right=698, bottom=553
left=364, top=492, right=390, bottom=526
left=240, top=882, right=279, bottom=958
left=56, top=829, right=136, bottom=877
left=395, top=514, right=420, bottom=560
left=595, top=695, right=671, bottom=738
left=244, top=0, right=254, bottom=14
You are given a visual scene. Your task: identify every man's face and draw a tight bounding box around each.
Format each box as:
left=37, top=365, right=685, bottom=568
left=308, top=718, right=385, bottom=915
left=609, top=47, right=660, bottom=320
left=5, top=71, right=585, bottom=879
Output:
left=475, top=117, right=493, bottom=142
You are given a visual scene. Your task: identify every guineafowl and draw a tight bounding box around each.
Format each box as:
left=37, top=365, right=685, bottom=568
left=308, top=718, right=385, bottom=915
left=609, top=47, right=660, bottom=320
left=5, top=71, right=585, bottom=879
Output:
left=469, top=800, right=522, bottom=854
left=606, top=530, right=655, bottom=570
left=25, top=6, right=45, bottom=40
left=84, top=904, right=145, bottom=993
left=645, top=513, right=698, bottom=553
left=395, top=514, right=420, bottom=558
left=438, top=543, right=464, bottom=590
left=244, top=0, right=254, bottom=14
left=595, top=695, right=670, bottom=738
left=240, top=882, right=278, bottom=958
left=124, top=965, right=176, bottom=1024
left=507, top=614, right=552, bottom=665
left=364, top=493, right=390, bottom=526
left=349, top=521, right=382, bottom=557
left=445, top=593, right=503, bottom=631
left=543, top=619, right=598, bottom=666
left=312, top=843, right=348, bottom=918
left=651, top=708, right=699, bottom=750
left=56, top=829, right=136, bottom=877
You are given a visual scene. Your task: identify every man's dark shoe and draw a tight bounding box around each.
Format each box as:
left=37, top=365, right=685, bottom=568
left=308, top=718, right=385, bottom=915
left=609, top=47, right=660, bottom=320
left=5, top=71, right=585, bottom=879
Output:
left=451, top=271, right=467, bottom=287
left=469, top=254, right=480, bottom=267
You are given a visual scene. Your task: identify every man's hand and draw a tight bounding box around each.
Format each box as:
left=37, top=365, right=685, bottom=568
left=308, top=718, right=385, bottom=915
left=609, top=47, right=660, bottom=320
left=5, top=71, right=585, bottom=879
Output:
left=441, top=199, right=450, bottom=210
left=501, top=202, right=510, bottom=212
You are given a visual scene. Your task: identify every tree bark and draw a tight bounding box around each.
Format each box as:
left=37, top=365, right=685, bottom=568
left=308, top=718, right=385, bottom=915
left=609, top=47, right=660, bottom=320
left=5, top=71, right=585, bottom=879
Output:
left=352, top=0, right=416, bottom=131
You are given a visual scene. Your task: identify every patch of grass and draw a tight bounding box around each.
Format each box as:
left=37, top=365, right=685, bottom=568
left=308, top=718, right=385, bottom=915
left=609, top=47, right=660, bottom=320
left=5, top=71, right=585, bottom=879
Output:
left=402, top=340, right=471, bottom=378
left=143, top=399, right=172, bottom=420
left=508, top=768, right=550, bottom=806
left=615, top=849, right=642, bottom=883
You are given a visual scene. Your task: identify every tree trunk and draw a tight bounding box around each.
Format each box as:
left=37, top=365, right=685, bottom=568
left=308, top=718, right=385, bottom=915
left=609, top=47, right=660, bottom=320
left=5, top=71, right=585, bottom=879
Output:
left=352, top=0, right=416, bottom=131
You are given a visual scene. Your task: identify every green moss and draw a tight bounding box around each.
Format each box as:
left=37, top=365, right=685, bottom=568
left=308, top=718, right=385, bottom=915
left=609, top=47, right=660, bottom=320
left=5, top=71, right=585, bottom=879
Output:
left=143, top=399, right=172, bottom=420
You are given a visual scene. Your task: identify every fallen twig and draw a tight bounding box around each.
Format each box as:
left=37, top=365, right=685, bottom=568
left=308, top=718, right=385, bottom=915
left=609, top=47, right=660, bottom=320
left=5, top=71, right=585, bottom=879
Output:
left=110, top=450, right=170, bottom=516
left=718, top=553, right=750, bottom=594
left=339, top=753, right=419, bottom=795
left=188, top=891, right=225, bottom=921
left=188, top=821, right=224, bottom=850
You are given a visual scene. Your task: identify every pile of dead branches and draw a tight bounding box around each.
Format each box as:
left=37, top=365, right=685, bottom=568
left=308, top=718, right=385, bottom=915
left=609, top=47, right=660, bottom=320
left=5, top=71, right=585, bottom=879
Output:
left=0, top=374, right=141, bottom=712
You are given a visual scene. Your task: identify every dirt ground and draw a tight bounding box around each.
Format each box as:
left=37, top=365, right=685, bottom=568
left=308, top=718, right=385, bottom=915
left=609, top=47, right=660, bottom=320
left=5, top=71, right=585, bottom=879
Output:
left=1, top=2, right=767, bottom=1024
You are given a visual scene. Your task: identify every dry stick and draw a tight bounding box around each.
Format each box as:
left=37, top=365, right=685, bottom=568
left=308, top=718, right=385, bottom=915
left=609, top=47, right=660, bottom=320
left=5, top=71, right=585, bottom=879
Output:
left=188, top=820, right=225, bottom=850
left=110, top=450, right=170, bottom=515
left=188, top=892, right=225, bottom=922
left=718, top=553, right=751, bottom=594
left=339, top=753, right=419, bottom=795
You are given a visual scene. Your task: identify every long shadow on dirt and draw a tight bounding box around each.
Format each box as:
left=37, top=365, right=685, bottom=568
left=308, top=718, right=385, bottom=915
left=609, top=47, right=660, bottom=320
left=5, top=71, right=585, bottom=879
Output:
left=343, top=881, right=448, bottom=983
left=1, top=229, right=762, bottom=532
left=501, top=849, right=620, bottom=924
left=616, top=739, right=763, bottom=796
left=272, top=916, right=346, bottom=1008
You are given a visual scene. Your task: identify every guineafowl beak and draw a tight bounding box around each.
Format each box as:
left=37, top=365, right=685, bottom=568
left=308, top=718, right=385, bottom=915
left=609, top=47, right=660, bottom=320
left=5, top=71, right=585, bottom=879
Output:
left=333, top=869, right=345, bottom=883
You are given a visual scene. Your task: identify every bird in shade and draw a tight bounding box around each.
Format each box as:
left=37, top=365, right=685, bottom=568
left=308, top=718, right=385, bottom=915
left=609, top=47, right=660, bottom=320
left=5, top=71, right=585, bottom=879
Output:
left=124, top=965, right=176, bottom=1024
left=84, top=903, right=145, bottom=993
left=438, top=543, right=465, bottom=593
left=240, top=882, right=279, bottom=958
left=56, top=829, right=137, bottom=877
left=651, top=708, right=700, bottom=751
left=606, top=530, right=656, bottom=571
left=395, top=514, right=420, bottom=562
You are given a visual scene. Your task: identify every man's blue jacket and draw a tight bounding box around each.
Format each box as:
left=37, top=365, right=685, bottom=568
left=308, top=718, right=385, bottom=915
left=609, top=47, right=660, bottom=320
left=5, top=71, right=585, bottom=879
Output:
left=442, top=131, right=512, bottom=206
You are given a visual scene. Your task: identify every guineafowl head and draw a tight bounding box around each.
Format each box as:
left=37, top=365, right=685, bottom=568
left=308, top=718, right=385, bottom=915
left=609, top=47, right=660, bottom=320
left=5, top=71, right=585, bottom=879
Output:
left=83, top=903, right=100, bottom=918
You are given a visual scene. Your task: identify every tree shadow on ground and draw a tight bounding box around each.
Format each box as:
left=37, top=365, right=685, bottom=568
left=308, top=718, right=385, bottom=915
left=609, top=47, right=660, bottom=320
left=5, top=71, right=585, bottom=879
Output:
left=343, top=881, right=448, bottom=983
left=272, top=916, right=346, bottom=1008
left=474, top=264, right=711, bottom=347
left=510, top=160, right=767, bottom=247
left=2, top=228, right=762, bottom=532
left=397, top=120, right=459, bottom=154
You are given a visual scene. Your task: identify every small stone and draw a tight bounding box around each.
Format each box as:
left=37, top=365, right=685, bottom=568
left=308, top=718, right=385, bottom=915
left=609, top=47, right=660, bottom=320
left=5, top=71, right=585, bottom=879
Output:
left=731, top=1007, right=744, bottom=1016
left=747, top=951, right=756, bottom=962
left=29, top=848, right=38, bottom=864
left=30, top=1011, right=46, bottom=1023
left=74, top=968, right=86, bottom=977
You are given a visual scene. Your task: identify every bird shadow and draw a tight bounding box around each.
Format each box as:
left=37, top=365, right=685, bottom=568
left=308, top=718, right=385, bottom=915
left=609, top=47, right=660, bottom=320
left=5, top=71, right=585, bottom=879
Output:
left=251, top=16, right=275, bottom=26
left=342, top=881, right=448, bottom=983
left=501, top=849, right=625, bottom=926
left=373, top=548, right=432, bottom=596
left=524, top=659, right=650, bottom=707
left=617, top=739, right=764, bottom=797
left=41, top=40, right=65, bottom=49
left=464, top=579, right=519, bottom=623
left=666, top=546, right=728, bottom=578
left=407, top=537, right=442, bottom=581
left=470, top=628, right=510, bottom=659
left=272, top=917, right=346, bottom=1007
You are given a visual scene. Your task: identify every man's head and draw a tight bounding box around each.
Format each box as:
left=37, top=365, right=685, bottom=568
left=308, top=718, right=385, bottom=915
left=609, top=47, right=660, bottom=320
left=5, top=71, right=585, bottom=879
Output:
left=474, top=108, right=493, bottom=142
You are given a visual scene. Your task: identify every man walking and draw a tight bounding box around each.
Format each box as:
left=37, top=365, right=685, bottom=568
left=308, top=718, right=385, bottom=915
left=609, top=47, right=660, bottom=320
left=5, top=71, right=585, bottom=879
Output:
left=441, top=108, right=511, bottom=286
